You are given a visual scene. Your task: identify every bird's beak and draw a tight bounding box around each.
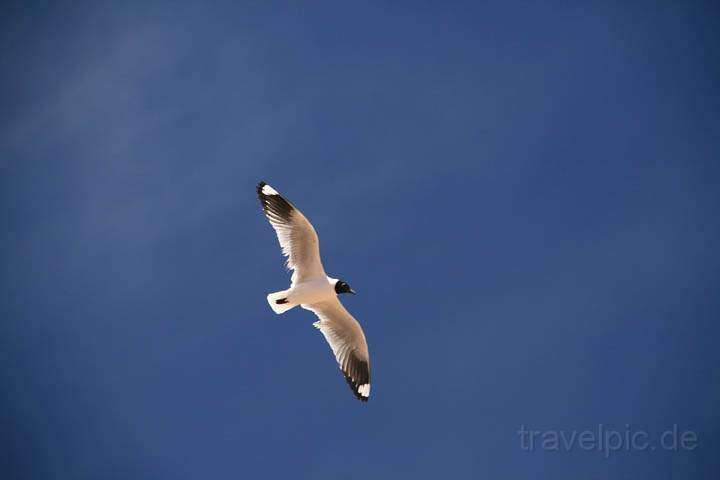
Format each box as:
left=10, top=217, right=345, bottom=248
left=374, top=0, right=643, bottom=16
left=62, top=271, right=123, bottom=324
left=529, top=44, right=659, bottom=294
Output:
left=349, top=289, right=357, bottom=295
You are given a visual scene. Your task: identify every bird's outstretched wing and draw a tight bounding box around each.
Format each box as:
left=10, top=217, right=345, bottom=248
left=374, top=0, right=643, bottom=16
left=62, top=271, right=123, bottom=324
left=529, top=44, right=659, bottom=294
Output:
left=256, top=182, right=326, bottom=283
left=305, top=298, right=371, bottom=402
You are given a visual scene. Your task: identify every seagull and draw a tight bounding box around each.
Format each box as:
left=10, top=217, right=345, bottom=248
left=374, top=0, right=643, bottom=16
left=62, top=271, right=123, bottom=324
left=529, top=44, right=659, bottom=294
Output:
left=256, top=181, right=371, bottom=402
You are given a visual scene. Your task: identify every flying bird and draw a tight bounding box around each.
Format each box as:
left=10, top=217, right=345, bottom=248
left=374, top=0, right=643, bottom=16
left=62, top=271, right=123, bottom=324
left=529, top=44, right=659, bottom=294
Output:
left=256, top=181, right=371, bottom=402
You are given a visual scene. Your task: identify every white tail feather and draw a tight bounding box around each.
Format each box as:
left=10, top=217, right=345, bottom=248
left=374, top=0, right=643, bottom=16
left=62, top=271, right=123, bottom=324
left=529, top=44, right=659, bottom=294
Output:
left=266, top=290, right=296, bottom=314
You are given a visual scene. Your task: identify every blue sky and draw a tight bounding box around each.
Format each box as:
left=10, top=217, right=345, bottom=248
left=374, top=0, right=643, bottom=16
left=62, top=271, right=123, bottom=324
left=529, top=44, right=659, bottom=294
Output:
left=2, top=1, right=719, bottom=478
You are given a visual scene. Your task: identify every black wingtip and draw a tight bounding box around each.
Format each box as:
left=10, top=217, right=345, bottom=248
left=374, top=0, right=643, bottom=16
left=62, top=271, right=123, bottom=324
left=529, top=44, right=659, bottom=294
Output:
left=343, top=371, right=370, bottom=402
left=256, top=182, right=294, bottom=221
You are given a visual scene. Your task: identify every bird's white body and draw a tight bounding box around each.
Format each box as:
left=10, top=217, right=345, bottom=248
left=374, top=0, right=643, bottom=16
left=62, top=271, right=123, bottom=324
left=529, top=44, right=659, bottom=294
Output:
left=267, top=277, right=337, bottom=314
left=291, top=278, right=336, bottom=305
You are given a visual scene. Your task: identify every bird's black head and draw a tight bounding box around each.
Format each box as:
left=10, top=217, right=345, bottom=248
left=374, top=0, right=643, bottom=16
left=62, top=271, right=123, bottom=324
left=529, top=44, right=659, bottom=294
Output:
left=334, top=280, right=356, bottom=295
